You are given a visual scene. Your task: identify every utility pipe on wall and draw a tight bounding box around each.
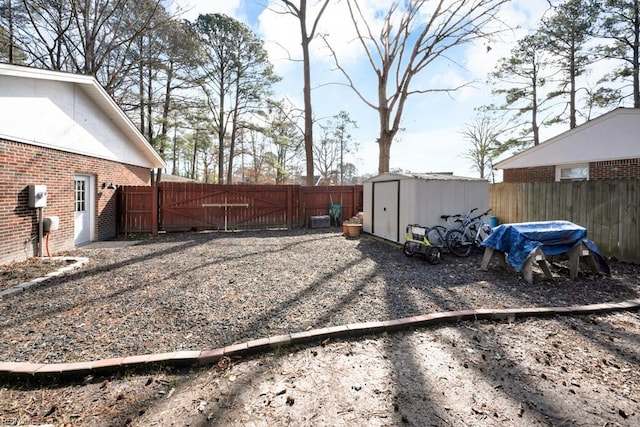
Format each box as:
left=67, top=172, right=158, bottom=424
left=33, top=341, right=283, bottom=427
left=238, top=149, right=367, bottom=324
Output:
left=38, top=206, right=43, bottom=258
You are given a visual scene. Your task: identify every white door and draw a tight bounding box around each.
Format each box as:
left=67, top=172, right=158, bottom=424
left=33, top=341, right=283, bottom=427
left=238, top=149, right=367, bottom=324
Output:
left=372, top=180, right=399, bottom=242
left=74, top=176, right=91, bottom=245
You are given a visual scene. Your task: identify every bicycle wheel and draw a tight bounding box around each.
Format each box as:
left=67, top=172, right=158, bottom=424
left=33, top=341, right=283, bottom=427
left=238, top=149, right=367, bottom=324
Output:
left=445, top=229, right=472, bottom=257
left=425, top=246, right=441, bottom=264
left=427, top=225, right=446, bottom=247
left=403, top=241, right=420, bottom=257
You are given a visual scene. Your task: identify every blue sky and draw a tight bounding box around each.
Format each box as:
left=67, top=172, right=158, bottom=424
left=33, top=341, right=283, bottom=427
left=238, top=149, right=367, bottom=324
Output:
left=170, top=0, right=552, bottom=179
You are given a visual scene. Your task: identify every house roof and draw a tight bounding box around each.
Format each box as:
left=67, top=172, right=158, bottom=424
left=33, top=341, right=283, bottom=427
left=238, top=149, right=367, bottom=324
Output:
left=0, top=63, right=165, bottom=169
left=494, top=108, right=640, bottom=170
left=364, top=172, right=487, bottom=183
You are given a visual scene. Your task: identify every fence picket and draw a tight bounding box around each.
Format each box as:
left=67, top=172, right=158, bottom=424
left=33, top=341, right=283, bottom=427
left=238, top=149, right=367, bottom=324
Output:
left=489, top=180, right=640, bottom=263
left=118, top=183, right=363, bottom=234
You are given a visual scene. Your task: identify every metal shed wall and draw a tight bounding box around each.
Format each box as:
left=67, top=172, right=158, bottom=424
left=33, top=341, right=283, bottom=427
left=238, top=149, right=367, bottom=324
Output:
left=363, top=173, right=489, bottom=243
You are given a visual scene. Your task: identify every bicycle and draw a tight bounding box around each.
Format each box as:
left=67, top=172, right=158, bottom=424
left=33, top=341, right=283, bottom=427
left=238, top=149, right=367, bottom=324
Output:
left=444, top=209, right=492, bottom=257
left=403, top=224, right=441, bottom=264
left=427, top=208, right=478, bottom=248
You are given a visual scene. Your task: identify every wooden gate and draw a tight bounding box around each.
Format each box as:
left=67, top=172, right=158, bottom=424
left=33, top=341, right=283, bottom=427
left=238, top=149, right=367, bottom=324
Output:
left=118, top=185, right=157, bottom=234
left=118, top=183, right=363, bottom=233
left=159, top=183, right=297, bottom=231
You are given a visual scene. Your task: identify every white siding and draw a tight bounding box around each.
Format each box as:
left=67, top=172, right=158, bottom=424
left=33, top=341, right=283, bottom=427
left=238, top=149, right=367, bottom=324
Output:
left=0, top=74, right=157, bottom=168
left=496, top=108, right=640, bottom=169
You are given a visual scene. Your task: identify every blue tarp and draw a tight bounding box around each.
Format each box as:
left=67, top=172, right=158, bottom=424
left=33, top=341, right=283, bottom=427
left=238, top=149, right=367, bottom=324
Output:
left=481, top=220, right=607, bottom=272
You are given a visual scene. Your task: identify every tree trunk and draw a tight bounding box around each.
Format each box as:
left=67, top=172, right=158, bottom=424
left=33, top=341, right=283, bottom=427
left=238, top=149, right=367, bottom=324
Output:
left=569, top=49, right=577, bottom=129
left=532, top=79, right=540, bottom=145
left=377, top=134, right=392, bottom=174
left=218, top=81, right=225, bottom=184
left=161, top=61, right=174, bottom=150
left=7, top=0, right=13, bottom=63
left=300, top=2, right=314, bottom=186
left=227, top=114, right=238, bottom=184
left=226, top=80, right=241, bottom=184
left=172, top=125, right=178, bottom=175
left=138, top=39, right=145, bottom=135
left=191, top=131, right=198, bottom=180
left=146, top=63, right=153, bottom=144
left=634, top=0, right=640, bottom=108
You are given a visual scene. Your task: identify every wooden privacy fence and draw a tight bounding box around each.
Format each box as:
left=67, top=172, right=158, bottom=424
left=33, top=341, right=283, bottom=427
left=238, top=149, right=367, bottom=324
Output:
left=118, top=182, right=363, bottom=234
left=489, top=180, right=640, bottom=263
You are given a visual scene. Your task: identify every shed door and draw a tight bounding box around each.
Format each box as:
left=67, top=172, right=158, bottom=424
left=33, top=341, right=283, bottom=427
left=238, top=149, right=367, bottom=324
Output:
left=372, top=180, right=399, bottom=242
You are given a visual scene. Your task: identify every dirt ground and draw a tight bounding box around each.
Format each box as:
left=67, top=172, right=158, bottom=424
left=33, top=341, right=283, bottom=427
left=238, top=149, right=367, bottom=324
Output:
left=1, top=312, right=638, bottom=426
left=0, top=232, right=639, bottom=426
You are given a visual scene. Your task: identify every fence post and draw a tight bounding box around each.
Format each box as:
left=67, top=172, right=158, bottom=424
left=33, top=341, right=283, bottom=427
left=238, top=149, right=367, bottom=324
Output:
left=352, top=186, right=358, bottom=219
left=287, top=185, right=293, bottom=229
left=152, top=184, right=158, bottom=235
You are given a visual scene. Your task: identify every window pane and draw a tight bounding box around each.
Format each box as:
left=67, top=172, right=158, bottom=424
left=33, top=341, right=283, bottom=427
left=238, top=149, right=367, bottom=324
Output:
left=75, top=180, right=86, bottom=212
left=560, top=167, right=588, bottom=180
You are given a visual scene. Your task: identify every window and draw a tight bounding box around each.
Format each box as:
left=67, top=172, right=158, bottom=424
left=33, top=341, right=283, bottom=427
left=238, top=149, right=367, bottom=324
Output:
left=75, top=179, right=86, bottom=212
left=557, top=165, right=588, bottom=181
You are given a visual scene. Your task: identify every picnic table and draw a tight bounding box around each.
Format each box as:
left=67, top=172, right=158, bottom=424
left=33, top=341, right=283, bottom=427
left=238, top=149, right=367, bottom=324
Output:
left=480, top=220, right=609, bottom=283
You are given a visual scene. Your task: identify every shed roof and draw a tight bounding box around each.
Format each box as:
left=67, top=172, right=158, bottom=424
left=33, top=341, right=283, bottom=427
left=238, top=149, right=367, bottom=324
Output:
left=364, top=172, right=487, bottom=183
left=0, top=63, right=165, bottom=169
left=494, top=108, right=640, bottom=170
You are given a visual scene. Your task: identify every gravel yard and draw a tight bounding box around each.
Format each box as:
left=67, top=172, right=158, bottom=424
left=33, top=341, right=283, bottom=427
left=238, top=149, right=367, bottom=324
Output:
left=1, top=229, right=639, bottom=426
left=0, top=228, right=638, bottom=364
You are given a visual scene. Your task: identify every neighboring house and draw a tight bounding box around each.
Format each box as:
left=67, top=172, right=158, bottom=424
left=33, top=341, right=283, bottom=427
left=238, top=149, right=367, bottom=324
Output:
left=0, top=64, right=165, bottom=264
left=494, top=108, right=640, bottom=182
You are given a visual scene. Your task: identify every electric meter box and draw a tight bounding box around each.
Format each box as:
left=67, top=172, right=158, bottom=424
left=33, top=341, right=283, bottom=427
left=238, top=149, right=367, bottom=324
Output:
left=28, top=184, right=47, bottom=208
left=43, top=216, right=59, bottom=232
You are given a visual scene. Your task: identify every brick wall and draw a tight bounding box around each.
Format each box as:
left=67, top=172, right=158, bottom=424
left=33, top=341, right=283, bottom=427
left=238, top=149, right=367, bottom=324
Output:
left=502, top=166, right=556, bottom=182
left=590, top=158, right=640, bottom=180
left=502, top=159, right=640, bottom=182
left=0, top=139, right=151, bottom=264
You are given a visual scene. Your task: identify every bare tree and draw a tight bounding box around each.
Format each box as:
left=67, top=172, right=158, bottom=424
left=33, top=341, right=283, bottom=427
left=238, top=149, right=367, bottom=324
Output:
left=0, top=0, right=30, bottom=63
left=262, top=99, right=304, bottom=184
left=272, top=0, right=329, bottom=186
left=314, top=111, right=358, bottom=184
left=15, top=0, right=162, bottom=96
left=460, top=110, right=501, bottom=180
left=313, top=125, right=339, bottom=184
left=326, top=0, right=509, bottom=173
left=244, top=127, right=269, bottom=183
left=14, top=0, right=73, bottom=69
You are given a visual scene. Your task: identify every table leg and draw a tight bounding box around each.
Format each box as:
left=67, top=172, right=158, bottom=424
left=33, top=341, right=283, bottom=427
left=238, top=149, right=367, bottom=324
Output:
left=568, top=243, right=599, bottom=278
left=481, top=248, right=494, bottom=271
left=568, top=246, right=580, bottom=279
left=522, top=249, right=551, bottom=283
left=584, top=254, right=600, bottom=275
left=522, top=257, right=534, bottom=284
left=481, top=248, right=506, bottom=271
left=537, top=259, right=553, bottom=279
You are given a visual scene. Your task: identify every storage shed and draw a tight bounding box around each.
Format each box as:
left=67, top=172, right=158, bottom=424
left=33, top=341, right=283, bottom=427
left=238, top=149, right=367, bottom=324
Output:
left=363, top=173, right=489, bottom=243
